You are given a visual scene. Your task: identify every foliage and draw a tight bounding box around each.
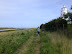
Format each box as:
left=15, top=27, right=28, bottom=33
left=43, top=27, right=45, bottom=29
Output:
left=64, top=14, right=68, bottom=19
left=68, top=12, right=72, bottom=21
left=40, top=18, right=67, bottom=32
left=64, top=5, right=72, bottom=22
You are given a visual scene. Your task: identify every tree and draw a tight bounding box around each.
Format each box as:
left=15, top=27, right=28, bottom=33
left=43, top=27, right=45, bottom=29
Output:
left=64, top=14, right=68, bottom=19
left=40, top=24, right=43, bottom=29
left=64, top=12, right=72, bottom=23
left=40, top=17, right=67, bottom=32
left=67, top=12, right=72, bottom=22
left=63, top=5, right=72, bottom=23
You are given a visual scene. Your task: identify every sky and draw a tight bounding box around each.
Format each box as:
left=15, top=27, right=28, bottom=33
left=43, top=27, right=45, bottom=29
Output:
left=0, top=0, right=72, bottom=28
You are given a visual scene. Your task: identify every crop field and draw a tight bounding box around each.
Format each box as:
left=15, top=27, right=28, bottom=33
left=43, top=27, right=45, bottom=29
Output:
left=0, top=29, right=72, bottom=54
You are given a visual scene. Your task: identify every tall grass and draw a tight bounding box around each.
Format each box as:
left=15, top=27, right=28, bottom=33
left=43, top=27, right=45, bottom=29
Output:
left=55, top=24, right=72, bottom=39
left=0, top=29, right=35, bottom=54
left=40, top=31, right=72, bottom=54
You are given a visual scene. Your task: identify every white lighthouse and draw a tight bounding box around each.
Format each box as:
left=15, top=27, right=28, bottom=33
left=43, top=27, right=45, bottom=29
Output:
left=61, top=5, right=71, bottom=24
left=61, top=5, right=67, bottom=18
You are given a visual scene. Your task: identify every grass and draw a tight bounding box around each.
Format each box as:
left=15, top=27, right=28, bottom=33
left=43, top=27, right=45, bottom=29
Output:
left=25, top=36, right=36, bottom=54
left=0, top=29, right=35, bottom=54
left=25, top=30, right=40, bottom=54
left=0, top=28, right=72, bottom=54
left=40, top=31, right=72, bottom=54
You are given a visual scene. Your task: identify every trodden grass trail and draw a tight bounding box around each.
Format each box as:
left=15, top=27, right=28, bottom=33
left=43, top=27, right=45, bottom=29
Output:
left=14, top=36, right=33, bottom=54
left=25, top=35, right=40, bottom=54
left=13, top=33, right=40, bottom=54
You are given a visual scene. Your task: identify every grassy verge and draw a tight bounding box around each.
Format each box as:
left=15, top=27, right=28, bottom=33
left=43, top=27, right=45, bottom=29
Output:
left=0, top=29, right=35, bottom=54
left=40, top=31, right=72, bottom=54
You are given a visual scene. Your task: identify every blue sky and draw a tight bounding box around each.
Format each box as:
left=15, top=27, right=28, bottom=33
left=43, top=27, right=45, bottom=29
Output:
left=0, top=0, right=72, bottom=28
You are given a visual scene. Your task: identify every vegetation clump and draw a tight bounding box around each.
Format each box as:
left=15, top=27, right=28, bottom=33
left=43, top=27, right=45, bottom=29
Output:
left=40, top=18, right=67, bottom=32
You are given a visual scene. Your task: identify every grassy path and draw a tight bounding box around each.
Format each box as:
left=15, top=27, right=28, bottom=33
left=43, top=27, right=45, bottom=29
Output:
left=35, top=36, right=40, bottom=54
left=14, top=34, right=40, bottom=54
left=13, top=36, right=33, bottom=54
left=25, top=35, right=40, bottom=54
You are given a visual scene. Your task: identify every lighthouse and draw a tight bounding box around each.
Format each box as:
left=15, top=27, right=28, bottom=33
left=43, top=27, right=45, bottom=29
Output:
left=61, top=5, right=71, bottom=24
left=61, top=5, right=67, bottom=18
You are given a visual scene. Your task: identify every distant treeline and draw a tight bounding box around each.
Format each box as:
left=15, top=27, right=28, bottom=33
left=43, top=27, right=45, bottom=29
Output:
left=40, top=17, right=67, bottom=32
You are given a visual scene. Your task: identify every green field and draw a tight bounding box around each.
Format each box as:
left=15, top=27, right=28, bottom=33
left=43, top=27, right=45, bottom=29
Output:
left=0, top=29, right=35, bottom=54
left=0, top=29, right=72, bottom=54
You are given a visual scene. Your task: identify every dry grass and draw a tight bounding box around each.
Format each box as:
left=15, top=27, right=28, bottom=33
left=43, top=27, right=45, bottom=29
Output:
left=40, top=31, right=72, bottom=54
left=48, top=32, right=72, bottom=54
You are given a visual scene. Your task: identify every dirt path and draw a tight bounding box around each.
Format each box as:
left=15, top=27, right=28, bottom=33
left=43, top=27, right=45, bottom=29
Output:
left=14, top=36, right=33, bottom=54
left=14, top=35, right=40, bottom=54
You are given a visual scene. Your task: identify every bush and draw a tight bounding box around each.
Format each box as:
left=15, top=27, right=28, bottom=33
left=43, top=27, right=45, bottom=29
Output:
left=40, top=17, right=67, bottom=32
